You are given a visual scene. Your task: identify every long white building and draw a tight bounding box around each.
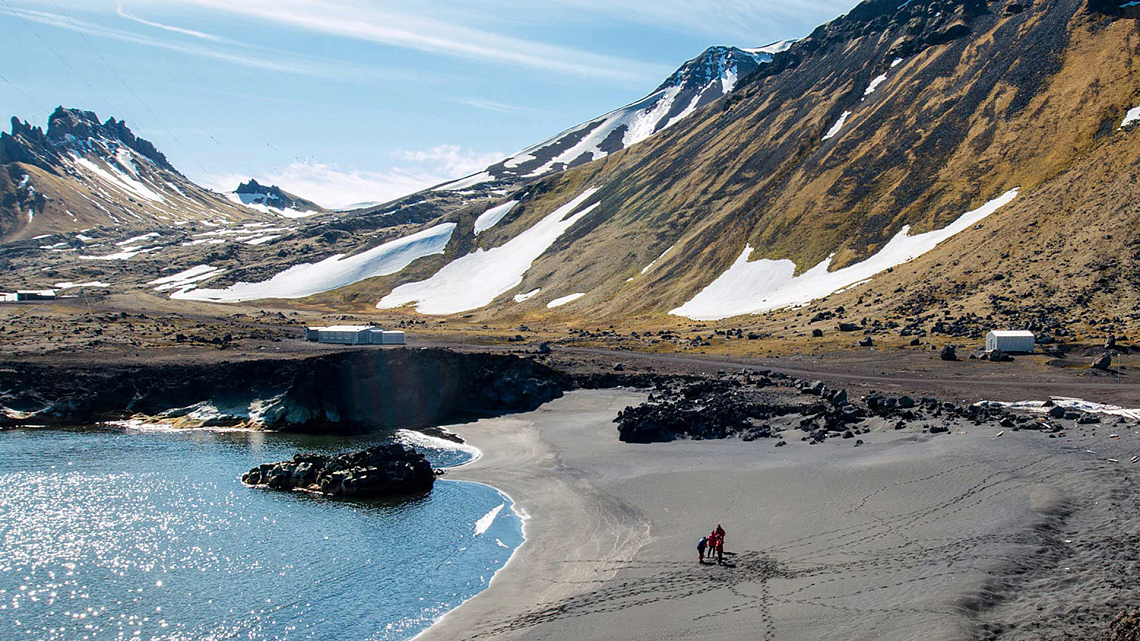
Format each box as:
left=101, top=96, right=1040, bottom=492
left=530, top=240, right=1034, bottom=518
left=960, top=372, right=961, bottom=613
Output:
left=305, top=325, right=406, bottom=345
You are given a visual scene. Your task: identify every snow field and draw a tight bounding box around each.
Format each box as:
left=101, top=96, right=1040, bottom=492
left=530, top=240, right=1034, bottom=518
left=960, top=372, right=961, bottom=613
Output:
left=172, top=222, right=456, bottom=302
left=671, top=189, right=1020, bottom=320
left=378, top=188, right=599, bottom=314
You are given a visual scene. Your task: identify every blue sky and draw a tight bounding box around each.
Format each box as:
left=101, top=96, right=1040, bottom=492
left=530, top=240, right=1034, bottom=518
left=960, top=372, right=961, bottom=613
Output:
left=0, top=0, right=853, bottom=208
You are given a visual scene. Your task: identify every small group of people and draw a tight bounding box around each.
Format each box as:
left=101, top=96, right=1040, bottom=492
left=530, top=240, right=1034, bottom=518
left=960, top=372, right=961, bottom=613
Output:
left=697, top=524, right=726, bottom=564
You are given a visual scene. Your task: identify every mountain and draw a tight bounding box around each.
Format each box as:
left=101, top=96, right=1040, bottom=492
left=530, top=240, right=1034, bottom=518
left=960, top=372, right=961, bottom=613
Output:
left=16, top=0, right=1140, bottom=345
left=0, top=107, right=272, bottom=241
left=433, top=43, right=795, bottom=191
left=270, top=0, right=1140, bottom=334
left=227, top=179, right=327, bottom=219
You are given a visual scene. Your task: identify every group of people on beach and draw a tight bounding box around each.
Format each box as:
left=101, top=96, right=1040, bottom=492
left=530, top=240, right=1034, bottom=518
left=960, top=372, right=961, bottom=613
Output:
left=697, top=524, right=726, bottom=564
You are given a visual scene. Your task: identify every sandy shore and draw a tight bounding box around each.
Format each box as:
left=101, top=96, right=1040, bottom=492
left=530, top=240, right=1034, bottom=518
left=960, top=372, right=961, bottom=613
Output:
left=423, top=389, right=1140, bottom=640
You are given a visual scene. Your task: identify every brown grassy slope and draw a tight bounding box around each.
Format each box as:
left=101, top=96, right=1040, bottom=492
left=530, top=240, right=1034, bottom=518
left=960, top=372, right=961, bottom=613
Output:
left=412, top=0, right=1140, bottom=324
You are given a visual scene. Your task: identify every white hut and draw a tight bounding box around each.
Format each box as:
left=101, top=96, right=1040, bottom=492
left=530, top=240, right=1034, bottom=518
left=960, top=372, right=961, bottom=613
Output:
left=986, top=330, right=1035, bottom=354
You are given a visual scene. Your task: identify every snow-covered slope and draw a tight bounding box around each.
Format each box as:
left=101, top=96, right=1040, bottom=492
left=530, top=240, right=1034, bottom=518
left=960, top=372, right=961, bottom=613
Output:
left=172, top=222, right=456, bottom=302
left=435, top=44, right=788, bottom=190
left=670, top=189, right=1020, bottom=320
left=377, top=189, right=599, bottom=314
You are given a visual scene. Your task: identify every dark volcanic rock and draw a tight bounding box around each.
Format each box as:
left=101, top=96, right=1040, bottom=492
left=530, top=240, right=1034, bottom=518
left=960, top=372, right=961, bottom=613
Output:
left=1091, top=353, right=1112, bottom=370
left=940, top=345, right=958, bottom=361
left=0, top=348, right=569, bottom=432
left=242, top=444, right=435, bottom=498
left=613, top=378, right=818, bottom=443
left=1111, top=608, right=1140, bottom=641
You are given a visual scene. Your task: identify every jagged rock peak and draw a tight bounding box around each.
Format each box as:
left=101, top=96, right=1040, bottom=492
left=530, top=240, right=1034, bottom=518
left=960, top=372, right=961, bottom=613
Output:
left=1, top=106, right=175, bottom=173
left=236, top=178, right=278, bottom=195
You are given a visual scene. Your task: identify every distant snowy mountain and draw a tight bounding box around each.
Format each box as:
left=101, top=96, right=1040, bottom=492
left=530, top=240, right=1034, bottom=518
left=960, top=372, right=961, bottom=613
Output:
left=0, top=107, right=273, bottom=240
left=434, top=43, right=792, bottom=190
left=227, top=179, right=327, bottom=219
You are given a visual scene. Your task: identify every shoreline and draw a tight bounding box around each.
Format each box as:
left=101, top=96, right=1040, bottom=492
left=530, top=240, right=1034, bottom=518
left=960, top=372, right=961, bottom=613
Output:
left=411, top=389, right=1140, bottom=640
left=416, top=389, right=654, bottom=640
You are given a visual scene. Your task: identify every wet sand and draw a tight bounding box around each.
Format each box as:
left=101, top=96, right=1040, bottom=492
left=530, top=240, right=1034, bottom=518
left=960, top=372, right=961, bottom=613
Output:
left=425, top=389, right=1140, bottom=640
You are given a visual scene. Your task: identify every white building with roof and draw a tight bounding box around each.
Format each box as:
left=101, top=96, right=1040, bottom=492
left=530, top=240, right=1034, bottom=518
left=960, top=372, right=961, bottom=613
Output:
left=305, top=325, right=406, bottom=345
left=986, top=330, right=1035, bottom=353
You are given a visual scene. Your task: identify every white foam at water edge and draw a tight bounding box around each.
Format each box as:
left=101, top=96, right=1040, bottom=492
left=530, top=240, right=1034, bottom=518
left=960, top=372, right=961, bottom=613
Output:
left=409, top=483, right=528, bottom=641
left=105, top=418, right=259, bottom=433
left=474, top=504, right=505, bottom=537
left=976, top=397, right=1140, bottom=420
left=395, top=429, right=482, bottom=466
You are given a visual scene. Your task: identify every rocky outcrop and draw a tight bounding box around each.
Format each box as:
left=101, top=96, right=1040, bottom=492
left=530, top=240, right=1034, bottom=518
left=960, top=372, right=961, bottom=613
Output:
left=0, top=348, right=570, bottom=432
left=1110, top=607, right=1140, bottom=641
left=614, top=368, right=1089, bottom=445
left=1, top=106, right=175, bottom=173
left=242, top=444, right=436, bottom=498
left=234, top=179, right=325, bottom=213
left=614, top=375, right=824, bottom=443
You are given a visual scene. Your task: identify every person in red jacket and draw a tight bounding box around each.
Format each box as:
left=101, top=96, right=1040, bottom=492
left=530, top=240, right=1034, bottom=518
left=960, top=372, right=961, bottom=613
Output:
left=714, top=525, right=726, bottom=563
left=708, top=530, right=720, bottom=563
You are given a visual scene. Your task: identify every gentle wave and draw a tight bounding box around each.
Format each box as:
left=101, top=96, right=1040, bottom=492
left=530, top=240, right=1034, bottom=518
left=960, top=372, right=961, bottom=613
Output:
left=395, top=429, right=482, bottom=466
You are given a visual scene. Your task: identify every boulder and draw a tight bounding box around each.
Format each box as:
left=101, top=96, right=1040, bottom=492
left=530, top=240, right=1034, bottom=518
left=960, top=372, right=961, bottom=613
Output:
left=859, top=336, right=874, bottom=347
left=1091, top=353, right=1112, bottom=370
left=940, top=345, right=958, bottom=361
left=987, top=349, right=1011, bottom=362
left=1047, top=405, right=1067, bottom=418
left=812, top=329, right=824, bottom=337
left=242, top=444, right=436, bottom=498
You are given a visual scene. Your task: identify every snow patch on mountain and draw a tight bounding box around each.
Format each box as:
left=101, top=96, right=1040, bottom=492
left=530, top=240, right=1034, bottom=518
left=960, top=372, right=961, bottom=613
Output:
left=377, top=188, right=599, bottom=314
left=72, top=155, right=165, bottom=203
left=172, top=222, right=456, bottom=302
left=547, top=293, right=585, bottom=308
left=822, top=111, right=852, bottom=141
left=640, top=245, right=674, bottom=275
left=1121, top=105, right=1140, bottom=129
left=671, top=189, right=1020, bottom=320
left=864, top=74, right=888, bottom=96
left=473, top=200, right=519, bottom=235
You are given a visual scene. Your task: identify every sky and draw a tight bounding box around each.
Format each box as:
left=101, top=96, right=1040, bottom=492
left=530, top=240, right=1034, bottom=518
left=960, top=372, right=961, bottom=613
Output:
left=0, top=0, right=853, bottom=208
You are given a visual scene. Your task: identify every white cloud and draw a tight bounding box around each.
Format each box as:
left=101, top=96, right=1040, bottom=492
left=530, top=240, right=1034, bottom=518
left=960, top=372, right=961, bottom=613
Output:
left=202, top=146, right=505, bottom=210
left=114, top=3, right=222, bottom=41
left=452, top=97, right=529, bottom=114
left=0, top=5, right=375, bottom=80
left=147, top=0, right=671, bottom=83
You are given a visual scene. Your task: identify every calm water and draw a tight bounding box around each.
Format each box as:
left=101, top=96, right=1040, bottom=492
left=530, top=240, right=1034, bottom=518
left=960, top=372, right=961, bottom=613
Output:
left=0, top=426, right=523, bottom=640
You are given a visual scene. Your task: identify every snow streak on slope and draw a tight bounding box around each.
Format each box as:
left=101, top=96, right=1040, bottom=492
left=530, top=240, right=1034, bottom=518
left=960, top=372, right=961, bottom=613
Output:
left=671, top=189, right=1020, bottom=320
left=473, top=200, right=519, bottom=235
left=377, top=188, right=599, bottom=314
left=822, top=111, right=851, bottom=140
left=547, top=293, right=585, bottom=308
left=173, top=222, right=456, bottom=302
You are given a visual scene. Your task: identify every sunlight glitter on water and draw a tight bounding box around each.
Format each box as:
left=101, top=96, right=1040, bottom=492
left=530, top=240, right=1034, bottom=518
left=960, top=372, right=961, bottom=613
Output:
left=0, top=428, right=522, bottom=640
